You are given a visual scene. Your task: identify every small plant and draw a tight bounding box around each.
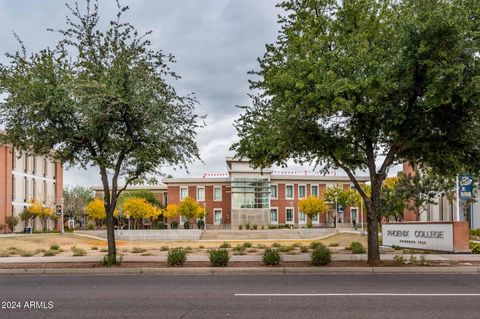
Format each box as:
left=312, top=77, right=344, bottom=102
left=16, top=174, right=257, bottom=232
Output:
left=0, top=251, right=10, bottom=257
left=309, top=241, right=322, bottom=250
left=20, top=250, right=34, bottom=257
left=279, top=245, right=293, bottom=253
left=209, top=249, right=230, bottom=267
left=198, top=245, right=205, bottom=249
left=131, top=247, right=147, bottom=254
left=420, top=255, right=432, bottom=266
left=247, top=248, right=258, bottom=253
left=245, top=222, right=251, bottom=230
left=219, top=242, right=231, bottom=249
left=409, top=255, right=417, bottom=264
left=328, top=242, right=339, bottom=247
left=71, top=246, right=87, bottom=256
left=171, top=221, right=179, bottom=229
left=393, top=254, right=406, bottom=265
left=292, top=242, right=301, bottom=248
left=469, top=241, right=480, bottom=254
left=242, top=242, right=253, bottom=248
left=239, top=225, right=243, bottom=230
left=300, top=245, right=309, bottom=253
left=197, top=220, right=205, bottom=229
left=90, top=246, right=98, bottom=250
left=5, top=215, right=19, bottom=233
left=391, top=245, right=402, bottom=250
left=262, top=248, right=281, bottom=266
left=261, top=225, right=264, bottom=230
left=87, top=223, right=96, bottom=230
left=233, top=244, right=246, bottom=255
left=43, top=250, right=58, bottom=257
left=271, top=242, right=281, bottom=248
left=101, top=254, right=123, bottom=267
left=160, top=245, right=169, bottom=251
left=348, top=241, right=366, bottom=254
left=167, top=248, right=187, bottom=266
left=50, top=244, right=60, bottom=251
left=183, top=221, right=190, bottom=229
left=100, top=248, right=108, bottom=253
left=310, top=245, right=332, bottom=266
left=256, top=244, right=267, bottom=249
left=252, top=224, right=258, bottom=230
left=156, top=222, right=166, bottom=229
left=184, top=246, right=193, bottom=252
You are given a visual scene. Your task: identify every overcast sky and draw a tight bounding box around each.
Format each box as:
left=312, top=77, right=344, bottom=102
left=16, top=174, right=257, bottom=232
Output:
left=0, top=0, right=400, bottom=187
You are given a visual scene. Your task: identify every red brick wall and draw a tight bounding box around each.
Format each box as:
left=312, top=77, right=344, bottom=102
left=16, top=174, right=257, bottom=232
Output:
left=0, top=146, right=13, bottom=233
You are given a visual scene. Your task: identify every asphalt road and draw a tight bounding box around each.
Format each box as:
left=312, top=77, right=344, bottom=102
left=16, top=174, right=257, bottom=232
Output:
left=1, top=273, right=480, bottom=319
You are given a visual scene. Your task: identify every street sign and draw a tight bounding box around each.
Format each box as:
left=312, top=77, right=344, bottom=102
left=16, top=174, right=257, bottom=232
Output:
left=459, top=174, right=473, bottom=200
left=55, top=204, right=62, bottom=216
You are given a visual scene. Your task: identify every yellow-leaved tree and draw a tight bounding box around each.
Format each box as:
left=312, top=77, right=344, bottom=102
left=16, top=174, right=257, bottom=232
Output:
left=177, top=196, right=205, bottom=229
left=25, top=199, right=55, bottom=231
left=86, top=198, right=107, bottom=229
left=298, top=196, right=329, bottom=227
left=122, top=197, right=162, bottom=229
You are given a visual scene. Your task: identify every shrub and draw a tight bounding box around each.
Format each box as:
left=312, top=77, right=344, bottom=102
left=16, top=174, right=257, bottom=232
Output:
left=292, top=242, right=301, bottom=248
left=328, top=242, right=339, bottom=247
left=393, top=254, right=406, bottom=265
left=199, top=245, right=205, bottom=249
left=160, top=245, right=169, bottom=251
left=156, top=222, right=166, bottom=229
left=209, top=249, right=230, bottom=267
left=261, top=225, right=264, bottom=230
left=349, top=241, right=366, bottom=254
left=101, top=254, right=123, bottom=267
left=100, top=248, right=108, bottom=253
left=184, top=246, right=193, bottom=252
left=171, top=221, right=179, bottom=229
left=300, top=245, right=309, bottom=253
left=420, top=255, right=432, bottom=266
left=245, top=222, right=251, bottom=230
left=219, top=242, right=231, bottom=249
left=271, top=242, right=281, bottom=248
left=5, top=216, right=19, bottom=232
left=0, top=251, right=10, bottom=257
left=50, top=244, right=60, bottom=251
left=43, top=250, right=58, bottom=257
left=279, top=245, right=293, bottom=253
left=87, top=223, right=96, bottom=230
left=310, top=245, right=332, bottom=266
left=239, top=225, right=243, bottom=230
left=252, top=224, right=258, bottom=230
left=183, top=221, right=190, bottom=229
left=256, top=244, right=267, bottom=249
left=233, top=244, right=246, bottom=255
left=470, top=241, right=480, bottom=254
left=197, top=220, right=205, bottom=229
left=20, top=250, right=34, bottom=257
left=71, top=246, right=87, bottom=256
left=167, top=248, right=187, bottom=266
left=242, top=242, right=253, bottom=248
left=131, top=247, right=147, bottom=254
left=90, top=246, right=98, bottom=250
left=306, top=222, right=313, bottom=229
left=309, top=241, right=322, bottom=249
left=262, top=248, right=281, bottom=266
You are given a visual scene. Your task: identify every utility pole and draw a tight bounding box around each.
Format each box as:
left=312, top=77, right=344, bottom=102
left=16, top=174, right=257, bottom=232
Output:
left=455, top=175, right=460, bottom=221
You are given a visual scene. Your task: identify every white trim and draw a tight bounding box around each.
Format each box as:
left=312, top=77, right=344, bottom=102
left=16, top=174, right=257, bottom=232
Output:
left=270, top=207, right=278, bottom=224
left=285, top=184, right=294, bottom=200
left=180, top=186, right=188, bottom=200
left=270, top=184, right=278, bottom=199
left=213, top=186, right=222, bottom=201
left=286, top=207, right=294, bottom=224
left=213, top=208, right=222, bottom=225
left=12, top=171, right=55, bottom=182
left=196, top=186, right=205, bottom=202
left=298, top=209, right=306, bottom=224
left=298, top=184, right=306, bottom=199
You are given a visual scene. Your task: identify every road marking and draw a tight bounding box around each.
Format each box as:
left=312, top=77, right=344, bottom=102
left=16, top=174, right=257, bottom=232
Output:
left=235, top=293, right=480, bottom=297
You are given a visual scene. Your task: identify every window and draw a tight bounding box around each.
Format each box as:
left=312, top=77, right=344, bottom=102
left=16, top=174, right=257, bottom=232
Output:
left=214, top=209, right=222, bottom=225
left=351, top=208, right=358, bottom=222
left=270, top=208, right=278, bottom=224
left=270, top=185, right=277, bottom=199
left=214, top=186, right=222, bottom=201
left=311, top=185, right=319, bottom=197
left=299, top=185, right=306, bottom=198
left=180, top=187, right=188, bottom=200
left=197, top=187, right=205, bottom=201
left=286, top=208, right=294, bottom=224
left=286, top=185, right=294, bottom=199
left=231, top=178, right=269, bottom=208
left=299, top=210, right=306, bottom=224
left=312, top=214, right=319, bottom=224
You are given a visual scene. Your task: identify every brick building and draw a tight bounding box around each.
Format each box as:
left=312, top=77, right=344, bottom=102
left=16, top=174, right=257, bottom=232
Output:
left=163, top=158, right=369, bottom=229
left=0, top=144, right=63, bottom=233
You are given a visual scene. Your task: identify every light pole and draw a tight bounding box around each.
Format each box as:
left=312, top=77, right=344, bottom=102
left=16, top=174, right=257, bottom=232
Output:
left=335, top=196, right=338, bottom=229
left=61, top=197, right=64, bottom=236
left=203, top=202, right=206, bottom=230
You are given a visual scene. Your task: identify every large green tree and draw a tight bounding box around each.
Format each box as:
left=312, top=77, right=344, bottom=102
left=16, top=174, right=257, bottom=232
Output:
left=63, top=186, right=94, bottom=227
left=232, top=0, right=480, bottom=264
left=0, top=1, right=202, bottom=263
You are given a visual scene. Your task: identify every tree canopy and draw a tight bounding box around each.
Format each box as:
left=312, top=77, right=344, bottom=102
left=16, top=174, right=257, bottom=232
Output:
left=298, top=196, right=329, bottom=222
left=232, top=0, right=480, bottom=264
left=0, top=1, right=203, bottom=260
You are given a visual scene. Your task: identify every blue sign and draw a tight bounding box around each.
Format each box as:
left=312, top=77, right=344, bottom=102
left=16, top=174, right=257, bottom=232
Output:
left=459, top=174, right=473, bottom=200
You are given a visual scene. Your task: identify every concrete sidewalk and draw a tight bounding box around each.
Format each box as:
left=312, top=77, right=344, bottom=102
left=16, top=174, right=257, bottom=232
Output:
left=0, top=253, right=478, bottom=264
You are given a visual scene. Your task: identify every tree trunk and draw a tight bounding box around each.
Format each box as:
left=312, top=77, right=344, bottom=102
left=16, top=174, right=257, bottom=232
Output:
left=367, top=181, right=382, bottom=265
left=105, top=204, right=116, bottom=258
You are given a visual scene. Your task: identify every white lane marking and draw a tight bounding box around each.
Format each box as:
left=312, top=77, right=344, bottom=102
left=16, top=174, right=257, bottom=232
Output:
left=235, top=293, right=480, bottom=297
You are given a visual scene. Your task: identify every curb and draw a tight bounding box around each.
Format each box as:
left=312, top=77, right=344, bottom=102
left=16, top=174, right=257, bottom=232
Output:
left=0, top=267, right=479, bottom=276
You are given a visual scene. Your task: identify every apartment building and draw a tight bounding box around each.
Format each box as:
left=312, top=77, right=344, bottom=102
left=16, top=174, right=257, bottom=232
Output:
left=163, top=158, right=369, bottom=229
left=0, top=144, right=63, bottom=233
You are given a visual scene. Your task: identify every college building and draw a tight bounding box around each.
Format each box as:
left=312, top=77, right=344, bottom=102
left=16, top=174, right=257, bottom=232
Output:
left=162, top=158, right=369, bottom=229
left=0, top=144, right=63, bottom=233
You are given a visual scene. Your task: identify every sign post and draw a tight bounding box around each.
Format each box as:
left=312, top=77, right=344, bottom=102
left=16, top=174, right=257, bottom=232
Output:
left=56, top=199, right=64, bottom=235
left=457, top=174, right=473, bottom=222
